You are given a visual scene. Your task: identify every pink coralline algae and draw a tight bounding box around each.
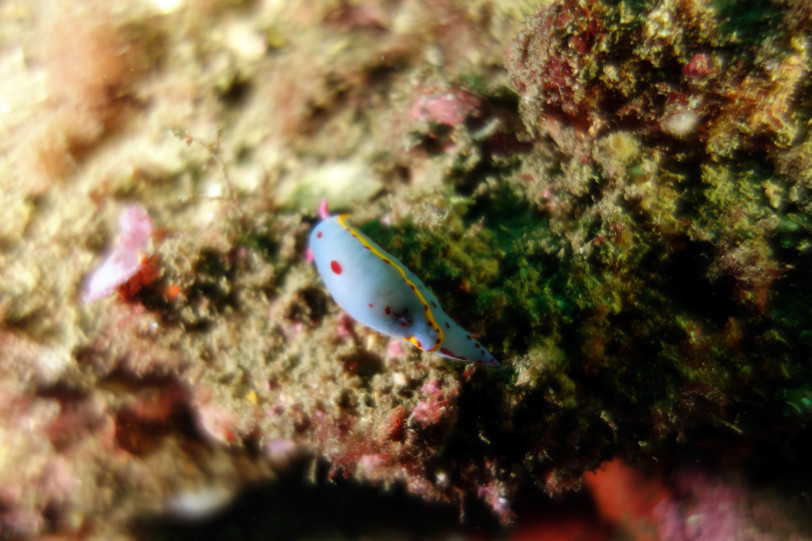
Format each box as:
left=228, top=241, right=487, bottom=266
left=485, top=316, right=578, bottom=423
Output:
left=82, top=204, right=154, bottom=302
left=507, top=0, right=603, bottom=130
left=477, top=481, right=516, bottom=525
left=506, top=0, right=808, bottom=156
left=409, top=88, right=482, bottom=127
left=386, top=340, right=404, bottom=358
left=411, top=379, right=457, bottom=426
left=652, top=469, right=807, bottom=541
left=585, top=460, right=809, bottom=541
left=682, top=53, right=712, bottom=79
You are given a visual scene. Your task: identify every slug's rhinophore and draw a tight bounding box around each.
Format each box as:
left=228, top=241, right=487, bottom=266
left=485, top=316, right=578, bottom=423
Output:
left=309, top=214, right=498, bottom=366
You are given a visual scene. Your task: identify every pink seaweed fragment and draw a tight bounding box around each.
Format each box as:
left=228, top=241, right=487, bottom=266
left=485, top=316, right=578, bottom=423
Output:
left=82, top=204, right=154, bottom=303
left=409, top=88, right=482, bottom=126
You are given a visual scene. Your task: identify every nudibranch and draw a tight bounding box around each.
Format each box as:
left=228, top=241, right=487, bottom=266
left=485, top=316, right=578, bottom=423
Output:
left=309, top=214, right=498, bottom=366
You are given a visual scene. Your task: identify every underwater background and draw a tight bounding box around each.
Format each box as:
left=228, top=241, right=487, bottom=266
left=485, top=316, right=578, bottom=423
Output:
left=0, top=0, right=810, bottom=539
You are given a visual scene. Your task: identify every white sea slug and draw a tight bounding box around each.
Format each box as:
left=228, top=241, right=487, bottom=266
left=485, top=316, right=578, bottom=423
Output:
left=309, top=214, right=498, bottom=366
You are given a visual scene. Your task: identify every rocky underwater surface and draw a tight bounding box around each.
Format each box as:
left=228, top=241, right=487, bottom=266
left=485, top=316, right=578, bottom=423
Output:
left=0, top=0, right=811, bottom=539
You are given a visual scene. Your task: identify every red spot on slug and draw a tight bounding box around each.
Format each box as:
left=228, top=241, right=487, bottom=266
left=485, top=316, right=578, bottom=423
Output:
left=317, top=232, right=323, bottom=238
left=445, top=322, right=450, bottom=329
left=385, top=306, right=391, bottom=315
left=430, top=301, right=437, bottom=308
left=368, top=303, right=374, bottom=307
left=330, top=260, right=342, bottom=274
left=416, top=340, right=423, bottom=348
left=466, top=335, right=471, bottom=340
